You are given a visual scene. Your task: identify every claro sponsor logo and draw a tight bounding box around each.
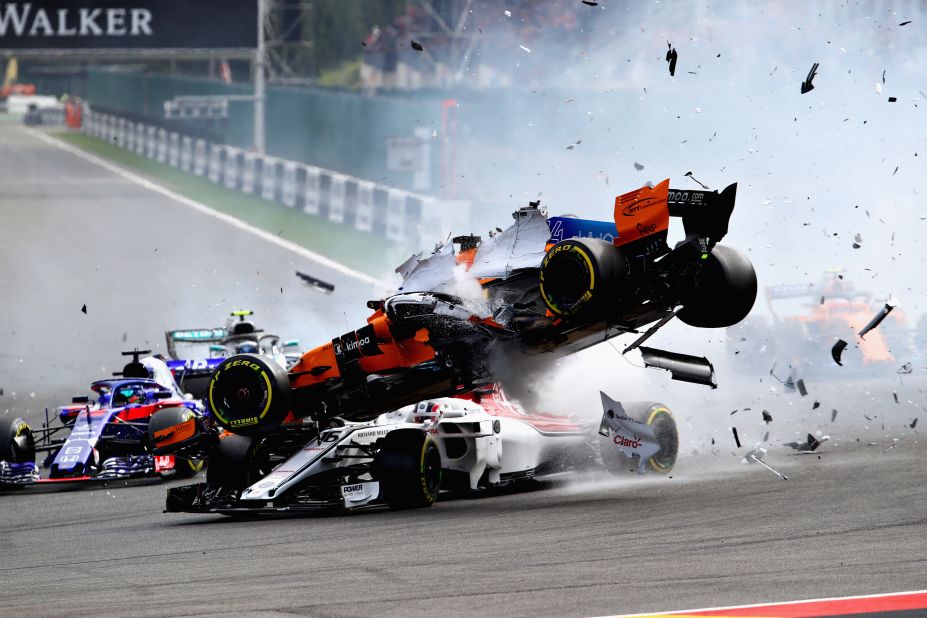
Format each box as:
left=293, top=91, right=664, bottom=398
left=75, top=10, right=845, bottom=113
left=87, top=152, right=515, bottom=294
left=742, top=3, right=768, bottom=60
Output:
left=621, top=196, right=663, bottom=217
left=613, top=433, right=642, bottom=449
left=0, top=4, right=154, bottom=37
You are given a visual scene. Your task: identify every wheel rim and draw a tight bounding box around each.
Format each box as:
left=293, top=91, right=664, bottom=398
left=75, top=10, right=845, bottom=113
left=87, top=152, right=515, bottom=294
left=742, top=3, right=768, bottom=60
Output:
left=647, top=410, right=678, bottom=473
left=421, top=441, right=442, bottom=501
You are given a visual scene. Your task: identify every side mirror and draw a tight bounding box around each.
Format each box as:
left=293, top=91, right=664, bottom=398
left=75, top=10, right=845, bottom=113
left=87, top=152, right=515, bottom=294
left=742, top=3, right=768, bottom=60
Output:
left=72, top=395, right=89, bottom=404
left=283, top=340, right=299, bottom=348
left=154, top=391, right=174, bottom=400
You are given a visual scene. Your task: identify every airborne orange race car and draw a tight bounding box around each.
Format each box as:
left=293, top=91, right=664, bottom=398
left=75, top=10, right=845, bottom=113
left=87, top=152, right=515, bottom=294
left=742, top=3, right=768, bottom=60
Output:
left=151, top=179, right=756, bottom=464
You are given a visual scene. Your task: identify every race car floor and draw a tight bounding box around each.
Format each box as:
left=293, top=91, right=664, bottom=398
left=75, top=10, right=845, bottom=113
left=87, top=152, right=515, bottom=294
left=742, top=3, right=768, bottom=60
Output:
left=0, top=441, right=924, bottom=617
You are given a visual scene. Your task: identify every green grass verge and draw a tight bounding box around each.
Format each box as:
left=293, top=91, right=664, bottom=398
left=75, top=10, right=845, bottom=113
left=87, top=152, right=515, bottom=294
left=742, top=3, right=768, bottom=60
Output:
left=53, top=131, right=393, bottom=276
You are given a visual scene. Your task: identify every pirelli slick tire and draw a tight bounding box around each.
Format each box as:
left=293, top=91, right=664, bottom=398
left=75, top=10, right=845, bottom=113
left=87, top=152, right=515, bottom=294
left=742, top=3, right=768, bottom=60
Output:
left=205, top=433, right=272, bottom=490
left=539, top=238, right=627, bottom=318
left=374, top=429, right=442, bottom=510
left=207, top=354, right=291, bottom=436
left=601, top=401, right=678, bottom=475
left=0, top=416, right=35, bottom=464
left=678, top=244, right=757, bottom=328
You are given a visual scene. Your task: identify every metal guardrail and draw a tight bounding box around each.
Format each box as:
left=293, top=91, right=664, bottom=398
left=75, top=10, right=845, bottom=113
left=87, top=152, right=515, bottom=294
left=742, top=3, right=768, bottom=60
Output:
left=81, top=107, right=471, bottom=245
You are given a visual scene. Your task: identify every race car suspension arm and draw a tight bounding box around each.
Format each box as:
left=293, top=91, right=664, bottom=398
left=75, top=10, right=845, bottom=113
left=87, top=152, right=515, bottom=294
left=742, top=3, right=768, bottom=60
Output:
left=623, top=309, right=678, bottom=354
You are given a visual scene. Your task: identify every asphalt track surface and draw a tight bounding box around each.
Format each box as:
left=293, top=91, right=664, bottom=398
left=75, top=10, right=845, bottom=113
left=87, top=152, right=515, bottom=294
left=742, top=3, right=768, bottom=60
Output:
left=1, top=124, right=925, bottom=617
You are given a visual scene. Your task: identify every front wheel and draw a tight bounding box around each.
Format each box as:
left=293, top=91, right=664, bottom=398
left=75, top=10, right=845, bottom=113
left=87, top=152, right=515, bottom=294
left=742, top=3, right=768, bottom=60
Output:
left=374, top=429, right=442, bottom=509
left=0, top=416, right=35, bottom=464
left=205, top=433, right=272, bottom=490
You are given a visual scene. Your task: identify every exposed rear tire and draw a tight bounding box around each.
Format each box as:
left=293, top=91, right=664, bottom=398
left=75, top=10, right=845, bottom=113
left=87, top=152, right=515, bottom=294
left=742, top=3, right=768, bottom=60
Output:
left=0, top=416, right=35, bottom=464
left=678, top=244, right=757, bottom=328
left=374, top=429, right=441, bottom=509
left=539, top=238, right=627, bottom=319
left=207, top=354, right=291, bottom=436
left=600, top=401, right=678, bottom=475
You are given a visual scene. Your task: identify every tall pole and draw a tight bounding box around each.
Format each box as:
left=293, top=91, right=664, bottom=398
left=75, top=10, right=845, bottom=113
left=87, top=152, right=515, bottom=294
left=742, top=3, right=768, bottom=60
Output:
left=254, top=0, right=266, bottom=153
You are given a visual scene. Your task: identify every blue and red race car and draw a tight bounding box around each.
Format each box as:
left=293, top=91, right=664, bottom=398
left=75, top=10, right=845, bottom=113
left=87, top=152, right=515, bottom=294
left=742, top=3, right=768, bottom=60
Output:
left=0, top=350, right=208, bottom=488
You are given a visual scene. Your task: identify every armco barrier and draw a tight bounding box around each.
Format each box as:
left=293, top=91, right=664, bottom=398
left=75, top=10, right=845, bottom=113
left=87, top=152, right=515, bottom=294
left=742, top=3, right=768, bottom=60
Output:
left=80, top=108, right=470, bottom=245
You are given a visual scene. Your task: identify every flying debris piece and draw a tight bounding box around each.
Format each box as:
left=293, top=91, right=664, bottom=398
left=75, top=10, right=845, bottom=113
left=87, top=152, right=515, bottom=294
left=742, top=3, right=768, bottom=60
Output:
left=762, top=410, right=773, bottom=423
left=796, top=379, right=808, bottom=397
left=831, top=409, right=838, bottom=422
left=410, top=40, right=423, bottom=52
left=743, top=447, right=788, bottom=480
left=730, top=409, right=738, bottom=416
left=785, top=433, right=828, bottom=452
left=519, top=45, right=532, bottom=53
left=831, top=338, right=848, bottom=365
left=893, top=166, right=899, bottom=177
left=633, top=162, right=645, bottom=171
left=80, top=304, right=87, bottom=314
left=898, top=362, right=913, bottom=375
left=638, top=346, right=717, bottom=388
left=911, top=418, right=918, bottom=429
left=893, top=392, right=900, bottom=404
left=863, top=414, right=872, bottom=421
left=295, top=271, right=335, bottom=294
left=665, top=42, right=678, bottom=76
left=813, top=400, right=821, bottom=410
left=858, top=300, right=896, bottom=339
left=852, top=233, right=862, bottom=249
left=883, top=70, right=886, bottom=84
left=732, top=426, right=742, bottom=448
left=801, top=62, right=819, bottom=93
left=581, top=0, right=599, bottom=5
left=684, top=171, right=710, bottom=189
left=504, top=9, right=511, bottom=16
left=900, top=20, right=912, bottom=26
left=888, top=96, right=898, bottom=103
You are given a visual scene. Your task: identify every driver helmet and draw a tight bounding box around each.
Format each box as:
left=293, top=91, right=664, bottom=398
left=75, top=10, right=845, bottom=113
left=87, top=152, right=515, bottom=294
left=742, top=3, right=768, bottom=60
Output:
left=235, top=341, right=259, bottom=354
left=115, top=385, right=144, bottom=406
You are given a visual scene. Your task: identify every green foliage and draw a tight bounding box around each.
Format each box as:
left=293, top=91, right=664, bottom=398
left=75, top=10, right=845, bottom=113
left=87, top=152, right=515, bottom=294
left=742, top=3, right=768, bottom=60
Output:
left=316, top=59, right=361, bottom=89
left=304, top=0, right=405, bottom=76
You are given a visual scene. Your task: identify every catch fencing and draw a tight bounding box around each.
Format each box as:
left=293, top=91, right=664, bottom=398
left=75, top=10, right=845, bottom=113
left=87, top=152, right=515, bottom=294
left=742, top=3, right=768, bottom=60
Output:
left=81, top=107, right=470, bottom=246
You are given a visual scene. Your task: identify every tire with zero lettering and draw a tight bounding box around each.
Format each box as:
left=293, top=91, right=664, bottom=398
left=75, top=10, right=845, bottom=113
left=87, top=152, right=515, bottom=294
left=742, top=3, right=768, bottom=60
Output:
left=207, top=354, right=291, bottom=436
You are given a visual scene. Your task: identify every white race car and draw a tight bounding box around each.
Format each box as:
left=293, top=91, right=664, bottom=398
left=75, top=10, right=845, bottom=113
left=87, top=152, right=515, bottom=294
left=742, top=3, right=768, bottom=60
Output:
left=156, top=386, right=678, bottom=515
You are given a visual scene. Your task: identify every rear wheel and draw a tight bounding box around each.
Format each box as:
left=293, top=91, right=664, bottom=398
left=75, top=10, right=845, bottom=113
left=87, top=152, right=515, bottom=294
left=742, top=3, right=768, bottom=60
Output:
left=678, top=244, right=757, bottom=328
left=374, top=429, right=441, bottom=509
left=0, top=416, right=35, bottom=464
left=539, top=238, right=628, bottom=319
left=600, top=401, right=678, bottom=474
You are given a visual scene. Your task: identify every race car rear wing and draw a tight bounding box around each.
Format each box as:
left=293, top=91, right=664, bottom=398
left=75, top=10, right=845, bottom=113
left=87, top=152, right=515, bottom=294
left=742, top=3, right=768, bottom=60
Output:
left=665, top=183, right=737, bottom=244
left=165, top=328, right=227, bottom=359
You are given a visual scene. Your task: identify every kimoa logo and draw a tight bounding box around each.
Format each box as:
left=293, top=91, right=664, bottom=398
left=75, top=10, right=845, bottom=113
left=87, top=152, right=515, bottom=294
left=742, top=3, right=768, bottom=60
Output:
left=0, top=4, right=153, bottom=37
left=621, top=196, right=663, bottom=217
left=343, top=335, right=370, bottom=353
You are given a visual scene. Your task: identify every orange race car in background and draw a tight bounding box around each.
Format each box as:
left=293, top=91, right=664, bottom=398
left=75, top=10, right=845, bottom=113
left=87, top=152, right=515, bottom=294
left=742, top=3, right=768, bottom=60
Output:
left=150, top=179, right=757, bottom=467
left=728, top=270, right=910, bottom=373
